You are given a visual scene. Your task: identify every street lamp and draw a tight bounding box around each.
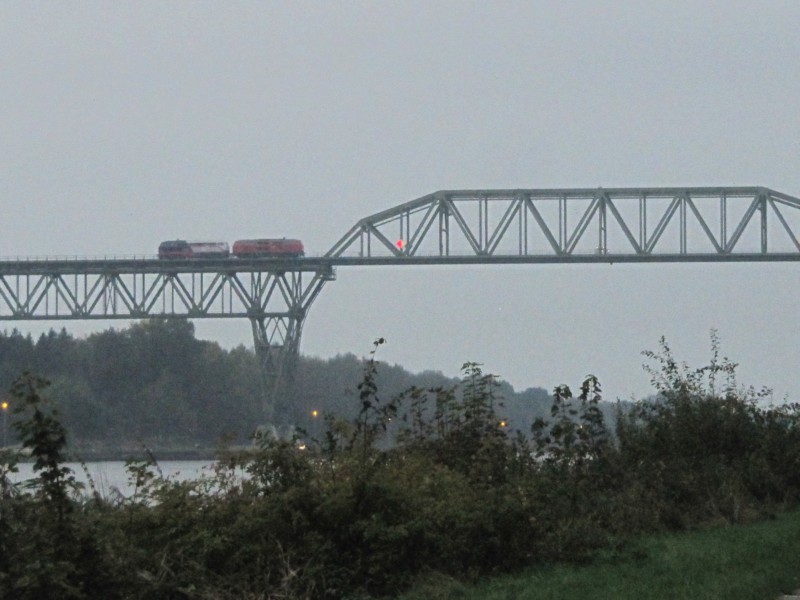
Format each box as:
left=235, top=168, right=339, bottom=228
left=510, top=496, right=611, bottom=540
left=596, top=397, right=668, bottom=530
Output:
left=1, top=401, right=8, bottom=448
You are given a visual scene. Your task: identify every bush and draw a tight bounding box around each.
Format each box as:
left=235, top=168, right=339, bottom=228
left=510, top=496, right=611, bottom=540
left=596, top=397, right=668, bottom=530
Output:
left=2, top=336, right=800, bottom=598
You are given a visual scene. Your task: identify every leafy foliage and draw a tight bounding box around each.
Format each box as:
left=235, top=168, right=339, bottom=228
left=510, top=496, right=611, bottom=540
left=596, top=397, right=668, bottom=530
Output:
left=0, top=374, right=119, bottom=599
left=1, top=334, right=799, bottom=599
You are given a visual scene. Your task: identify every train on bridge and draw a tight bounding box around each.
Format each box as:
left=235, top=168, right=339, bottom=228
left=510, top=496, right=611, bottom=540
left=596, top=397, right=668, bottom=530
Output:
left=157, top=238, right=305, bottom=259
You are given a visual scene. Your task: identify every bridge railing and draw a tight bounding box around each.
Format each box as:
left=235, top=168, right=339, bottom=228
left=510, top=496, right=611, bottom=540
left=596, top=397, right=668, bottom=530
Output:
left=0, top=254, right=158, bottom=262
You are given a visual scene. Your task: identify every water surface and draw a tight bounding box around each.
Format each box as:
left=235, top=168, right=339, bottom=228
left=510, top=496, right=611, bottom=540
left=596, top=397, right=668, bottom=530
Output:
left=10, top=460, right=218, bottom=497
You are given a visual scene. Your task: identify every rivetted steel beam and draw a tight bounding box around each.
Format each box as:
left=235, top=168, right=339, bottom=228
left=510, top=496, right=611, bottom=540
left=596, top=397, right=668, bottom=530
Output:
left=0, top=257, right=327, bottom=276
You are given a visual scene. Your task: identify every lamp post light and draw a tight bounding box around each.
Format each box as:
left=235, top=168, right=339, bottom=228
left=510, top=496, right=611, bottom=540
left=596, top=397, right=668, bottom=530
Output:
left=1, top=401, right=8, bottom=448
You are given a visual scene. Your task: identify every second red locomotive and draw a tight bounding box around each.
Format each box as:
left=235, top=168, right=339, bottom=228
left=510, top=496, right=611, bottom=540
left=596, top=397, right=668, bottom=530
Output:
left=232, top=238, right=305, bottom=257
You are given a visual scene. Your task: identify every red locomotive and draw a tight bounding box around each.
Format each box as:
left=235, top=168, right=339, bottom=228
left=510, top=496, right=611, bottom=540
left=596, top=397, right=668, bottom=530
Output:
left=232, top=238, right=305, bottom=257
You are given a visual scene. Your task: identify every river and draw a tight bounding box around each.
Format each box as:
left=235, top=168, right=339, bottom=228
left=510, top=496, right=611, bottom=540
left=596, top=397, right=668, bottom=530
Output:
left=9, top=460, right=222, bottom=497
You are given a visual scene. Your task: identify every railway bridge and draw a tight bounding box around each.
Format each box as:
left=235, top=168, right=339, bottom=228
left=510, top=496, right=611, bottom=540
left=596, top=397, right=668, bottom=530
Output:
left=1, top=186, right=799, bottom=421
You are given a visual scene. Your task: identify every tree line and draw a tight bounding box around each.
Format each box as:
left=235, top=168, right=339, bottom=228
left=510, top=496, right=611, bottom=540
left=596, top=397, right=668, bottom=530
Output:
left=0, top=320, right=553, bottom=452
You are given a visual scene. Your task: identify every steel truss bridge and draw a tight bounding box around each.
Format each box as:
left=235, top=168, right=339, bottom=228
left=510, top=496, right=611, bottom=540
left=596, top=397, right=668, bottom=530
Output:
left=2, top=187, right=799, bottom=421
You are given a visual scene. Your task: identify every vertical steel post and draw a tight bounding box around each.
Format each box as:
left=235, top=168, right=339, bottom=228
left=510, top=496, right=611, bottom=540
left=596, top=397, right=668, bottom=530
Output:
left=760, top=193, right=768, bottom=253
left=639, top=194, right=647, bottom=252
left=721, top=193, right=728, bottom=252
left=598, top=193, right=607, bottom=254
left=680, top=194, right=687, bottom=254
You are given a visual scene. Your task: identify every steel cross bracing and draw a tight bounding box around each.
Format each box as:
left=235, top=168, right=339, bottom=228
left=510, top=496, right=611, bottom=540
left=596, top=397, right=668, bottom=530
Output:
left=0, top=257, right=335, bottom=422
left=0, top=258, right=333, bottom=321
left=326, top=187, right=800, bottom=264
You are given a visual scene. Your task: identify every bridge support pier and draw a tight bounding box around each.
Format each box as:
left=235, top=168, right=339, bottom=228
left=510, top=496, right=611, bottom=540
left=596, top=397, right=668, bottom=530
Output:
left=249, top=269, right=333, bottom=426
left=251, top=315, right=304, bottom=424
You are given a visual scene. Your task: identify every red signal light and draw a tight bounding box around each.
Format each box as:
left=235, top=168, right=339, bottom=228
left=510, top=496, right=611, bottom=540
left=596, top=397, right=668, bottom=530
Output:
left=396, top=239, right=405, bottom=250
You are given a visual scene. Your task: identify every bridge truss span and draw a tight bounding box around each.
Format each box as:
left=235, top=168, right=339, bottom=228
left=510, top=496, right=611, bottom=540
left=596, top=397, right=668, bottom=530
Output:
left=0, top=259, right=334, bottom=321
left=327, top=187, right=800, bottom=263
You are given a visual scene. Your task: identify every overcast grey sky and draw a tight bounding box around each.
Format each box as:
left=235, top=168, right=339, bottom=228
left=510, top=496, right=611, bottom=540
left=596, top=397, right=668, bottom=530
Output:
left=1, top=1, right=799, bottom=401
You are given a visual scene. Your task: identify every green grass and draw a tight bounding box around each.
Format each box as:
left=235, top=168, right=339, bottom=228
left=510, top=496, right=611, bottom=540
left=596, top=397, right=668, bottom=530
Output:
left=401, top=510, right=800, bottom=600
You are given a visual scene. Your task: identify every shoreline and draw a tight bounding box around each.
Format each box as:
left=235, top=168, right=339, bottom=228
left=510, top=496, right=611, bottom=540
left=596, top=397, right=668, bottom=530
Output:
left=6, top=443, right=261, bottom=464
left=71, top=448, right=220, bottom=462
left=4, top=446, right=223, bottom=463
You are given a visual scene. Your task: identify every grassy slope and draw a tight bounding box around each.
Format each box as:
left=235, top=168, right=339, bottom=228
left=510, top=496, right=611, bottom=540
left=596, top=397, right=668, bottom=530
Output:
left=402, top=510, right=800, bottom=600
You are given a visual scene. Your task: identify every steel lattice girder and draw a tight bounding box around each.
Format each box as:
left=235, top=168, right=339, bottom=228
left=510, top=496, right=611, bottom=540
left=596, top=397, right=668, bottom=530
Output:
left=326, top=187, right=800, bottom=262
left=0, top=263, right=334, bottom=320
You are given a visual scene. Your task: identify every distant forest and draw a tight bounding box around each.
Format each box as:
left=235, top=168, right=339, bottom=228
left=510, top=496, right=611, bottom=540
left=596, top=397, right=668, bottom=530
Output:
left=0, top=320, right=553, bottom=451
